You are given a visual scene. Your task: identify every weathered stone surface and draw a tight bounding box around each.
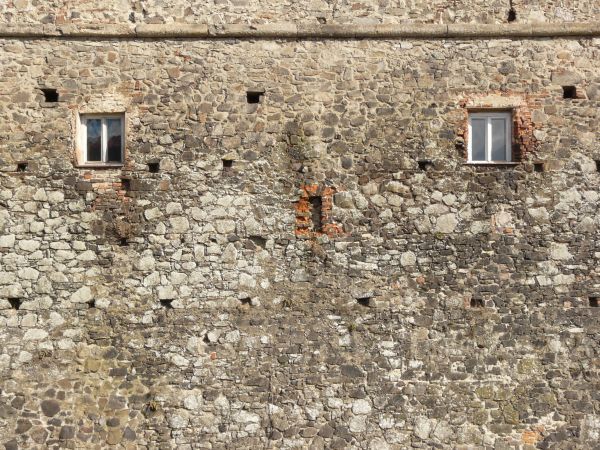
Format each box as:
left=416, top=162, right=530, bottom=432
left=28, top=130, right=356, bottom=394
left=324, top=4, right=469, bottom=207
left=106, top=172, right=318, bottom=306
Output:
left=0, top=4, right=599, bottom=449
left=0, top=1, right=597, bottom=25
left=40, top=400, right=60, bottom=417
left=435, top=213, right=458, bottom=233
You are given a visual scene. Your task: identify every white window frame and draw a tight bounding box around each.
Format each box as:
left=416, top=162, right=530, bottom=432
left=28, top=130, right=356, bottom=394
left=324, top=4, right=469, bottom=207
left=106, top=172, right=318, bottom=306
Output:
left=468, top=111, right=512, bottom=163
left=79, top=114, right=125, bottom=166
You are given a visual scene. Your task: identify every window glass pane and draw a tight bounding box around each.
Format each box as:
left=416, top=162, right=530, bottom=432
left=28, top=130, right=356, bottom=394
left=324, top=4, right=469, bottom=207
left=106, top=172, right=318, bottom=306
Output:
left=106, top=118, right=122, bottom=162
left=470, top=118, right=486, bottom=161
left=491, top=118, right=507, bottom=161
left=86, top=119, right=102, bottom=161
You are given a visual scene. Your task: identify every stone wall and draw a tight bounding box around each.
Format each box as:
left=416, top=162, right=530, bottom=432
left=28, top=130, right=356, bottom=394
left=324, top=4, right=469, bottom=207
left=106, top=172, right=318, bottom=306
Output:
left=0, top=0, right=599, bottom=25
left=1, top=21, right=600, bottom=450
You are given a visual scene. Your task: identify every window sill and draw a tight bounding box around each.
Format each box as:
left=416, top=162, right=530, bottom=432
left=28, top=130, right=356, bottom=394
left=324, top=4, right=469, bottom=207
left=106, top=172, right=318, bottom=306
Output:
left=465, top=162, right=518, bottom=166
left=75, top=163, right=124, bottom=169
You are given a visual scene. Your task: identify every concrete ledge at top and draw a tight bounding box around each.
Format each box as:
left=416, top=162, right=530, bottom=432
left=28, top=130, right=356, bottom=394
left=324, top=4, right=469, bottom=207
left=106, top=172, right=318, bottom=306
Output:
left=136, top=23, right=209, bottom=37
left=0, top=22, right=599, bottom=39
left=447, top=23, right=600, bottom=37
left=0, top=24, right=62, bottom=37
left=59, top=24, right=136, bottom=37
left=210, top=23, right=297, bottom=38
left=296, top=23, right=449, bottom=38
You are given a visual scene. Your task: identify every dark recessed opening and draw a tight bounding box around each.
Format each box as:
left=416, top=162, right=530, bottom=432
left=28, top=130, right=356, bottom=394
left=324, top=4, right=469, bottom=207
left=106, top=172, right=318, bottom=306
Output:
left=203, top=334, right=210, bottom=343
left=507, top=8, right=517, bottom=22
left=16, top=162, right=28, bottom=172
left=148, top=162, right=160, bottom=173
left=41, top=88, right=59, bottom=103
left=8, top=298, right=22, bottom=310
left=533, top=162, right=545, bottom=173
left=589, top=297, right=599, bottom=307
left=222, top=159, right=233, bottom=172
left=249, top=235, right=266, bottom=248
left=418, top=160, right=433, bottom=171
left=562, top=86, right=577, bottom=99
left=160, top=299, right=173, bottom=309
left=119, top=237, right=129, bottom=247
left=317, top=17, right=327, bottom=24
left=121, top=178, right=131, bottom=191
left=595, top=160, right=600, bottom=172
left=87, top=299, right=96, bottom=309
left=240, top=297, right=252, bottom=306
left=470, top=298, right=484, bottom=308
left=246, top=91, right=264, bottom=104
left=309, top=196, right=323, bottom=232
left=356, top=297, right=371, bottom=307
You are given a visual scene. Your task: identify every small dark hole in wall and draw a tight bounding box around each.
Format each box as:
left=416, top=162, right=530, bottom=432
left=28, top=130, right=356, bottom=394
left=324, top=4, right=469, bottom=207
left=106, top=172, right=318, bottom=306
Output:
left=356, top=297, right=371, bottom=307
left=160, top=299, right=173, bottom=309
left=16, top=162, right=28, bottom=172
left=595, top=161, right=600, bottom=172
left=119, top=237, right=129, bottom=247
left=87, top=299, right=96, bottom=309
left=470, top=298, right=484, bottom=308
left=240, top=297, right=252, bottom=306
left=533, top=162, right=545, bottom=173
left=246, top=91, right=264, bottom=104
left=317, top=17, right=327, bottom=24
left=249, top=235, right=266, bottom=249
left=417, top=160, right=433, bottom=171
left=562, top=86, right=577, bottom=99
left=222, top=159, right=233, bottom=172
left=309, top=196, right=323, bottom=232
left=8, top=298, right=22, bottom=310
left=203, top=334, right=210, bottom=343
left=507, top=8, right=517, bottom=22
left=121, top=178, right=131, bottom=191
left=589, top=297, right=599, bottom=307
left=41, top=88, right=59, bottom=102
left=148, top=162, right=160, bottom=173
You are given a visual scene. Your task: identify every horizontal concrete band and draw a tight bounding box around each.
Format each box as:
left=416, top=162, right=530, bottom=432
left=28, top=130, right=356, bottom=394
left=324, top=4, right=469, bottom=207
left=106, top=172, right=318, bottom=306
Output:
left=0, top=22, right=600, bottom=39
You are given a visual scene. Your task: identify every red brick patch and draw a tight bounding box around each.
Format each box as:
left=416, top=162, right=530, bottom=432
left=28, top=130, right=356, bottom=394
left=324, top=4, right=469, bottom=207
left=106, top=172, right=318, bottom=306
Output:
left=294, top=184, right=343, bottom=238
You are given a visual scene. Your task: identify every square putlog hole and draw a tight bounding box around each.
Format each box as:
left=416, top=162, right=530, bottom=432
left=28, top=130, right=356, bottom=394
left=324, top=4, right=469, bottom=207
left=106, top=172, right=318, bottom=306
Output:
left=121, top=178, right=131, bottom=191
left=222, top=159, right=233, bottom=171
left=148, top=162, right=160, bottom=173
left=507, top=8, right=517, bottom=22
left=356, top=297, right=371, bottom=307
left=41, top=88, right=59, bottom=102
left=562, top=86, right=577, bottom=99
left=589, top=297, right=599, bottom=307
left=470, top=298, right=484, bottom=308
left=8, top=298, right=22, bottom=310
left=417, top=160, right=434, bottom=171
left=160, top=299, right=174, bottom=309
left=533, top=162, right=545, bottom=173
left=246, top=91, right=264, bottom=104
left=16, top=162, right=28, bottom=172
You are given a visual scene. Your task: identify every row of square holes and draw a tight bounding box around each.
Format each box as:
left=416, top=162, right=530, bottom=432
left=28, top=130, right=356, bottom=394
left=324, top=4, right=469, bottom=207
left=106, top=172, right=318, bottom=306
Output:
left=7, top=85, right=576, bottom=175
left=41, top=89, right=266, bottom=104
left=14, top=157, right=554, bottom=175
left=4, top=295, right=596, bottom=310
left=41, top=86, right=579, bottom=104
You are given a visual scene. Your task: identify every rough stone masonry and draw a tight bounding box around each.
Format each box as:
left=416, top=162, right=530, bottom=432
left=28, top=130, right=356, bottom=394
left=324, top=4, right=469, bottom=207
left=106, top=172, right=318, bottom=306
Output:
left=1, top=1, right=600, bottom=449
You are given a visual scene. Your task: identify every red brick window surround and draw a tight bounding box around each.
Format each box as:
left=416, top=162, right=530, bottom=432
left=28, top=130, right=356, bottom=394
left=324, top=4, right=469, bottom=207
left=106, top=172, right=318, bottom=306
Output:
left=294, top=184, right=343, bottom=238
left=458, top=93, right=542, bottom=164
